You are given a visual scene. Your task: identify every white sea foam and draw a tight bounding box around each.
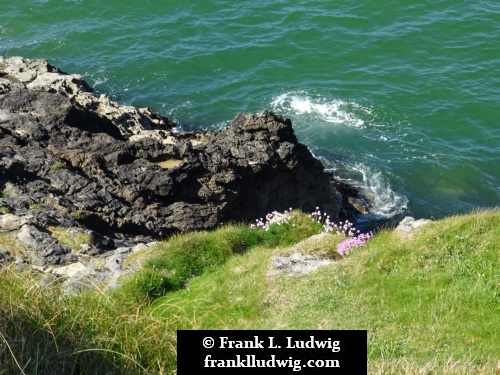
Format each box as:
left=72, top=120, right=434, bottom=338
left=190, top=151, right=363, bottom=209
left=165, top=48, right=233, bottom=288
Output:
left=269, top=91, right=408, bottom=219
left=326, top=161, right=408, bottom=219
left=270, top=92, right=366, bottom=128
left=353, top=163, right=408, bottom=217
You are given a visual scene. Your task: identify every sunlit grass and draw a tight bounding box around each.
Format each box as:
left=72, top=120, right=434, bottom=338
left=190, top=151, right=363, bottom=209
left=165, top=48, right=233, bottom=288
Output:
left=0, top=232, right=26, bottom=259
left=0, top=209, right=498, bottom=373
left=0, top=266, right=182, bottom=374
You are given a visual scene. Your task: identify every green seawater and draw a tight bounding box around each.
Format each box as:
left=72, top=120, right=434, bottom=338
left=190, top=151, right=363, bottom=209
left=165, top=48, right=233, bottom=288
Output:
left=1, top=0, right=499, bottom=221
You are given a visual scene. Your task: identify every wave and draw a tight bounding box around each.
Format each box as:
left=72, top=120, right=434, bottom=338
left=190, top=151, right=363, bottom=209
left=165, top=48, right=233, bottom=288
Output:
left=323, top=157, right=409, bottom=221
left=268, top=91, right=408, bottom=222
left=347, top=163, right=408, bottom=218
left=270, top=91, right=369, bottom=129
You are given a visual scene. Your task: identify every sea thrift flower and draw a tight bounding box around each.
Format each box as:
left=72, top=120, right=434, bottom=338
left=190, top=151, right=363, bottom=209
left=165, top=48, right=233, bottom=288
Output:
left=251, top=209, right=373, bottom=257
left=337, top=232, right=373, bottom=256
left=309, top=207, right=336, bottom=234
left=250, top=208, right=293, bottom=231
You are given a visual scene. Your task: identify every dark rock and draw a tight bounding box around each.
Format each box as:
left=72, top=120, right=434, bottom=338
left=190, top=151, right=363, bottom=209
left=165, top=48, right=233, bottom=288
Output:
left=333, top=180, right=372, bottom=217
left=0, top=56, right=369, bottom=272
left=0, top=249, right=13, bottom=264
left=201, top=112, right=342, bottom=223
left=14, top=224, right=74, bottom=266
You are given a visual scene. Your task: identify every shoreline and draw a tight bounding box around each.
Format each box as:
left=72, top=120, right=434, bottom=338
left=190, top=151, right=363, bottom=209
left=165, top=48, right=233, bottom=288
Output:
left=0, top=56, right=373, bottom=279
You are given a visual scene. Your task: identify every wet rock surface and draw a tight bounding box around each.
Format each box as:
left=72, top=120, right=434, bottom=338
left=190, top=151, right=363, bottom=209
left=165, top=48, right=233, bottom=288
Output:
left=0, top=56, right=368, bottom=290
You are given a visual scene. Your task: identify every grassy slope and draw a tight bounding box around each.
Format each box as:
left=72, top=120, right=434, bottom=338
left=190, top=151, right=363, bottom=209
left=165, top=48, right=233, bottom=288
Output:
left=0, top=209, right=498, bottom=374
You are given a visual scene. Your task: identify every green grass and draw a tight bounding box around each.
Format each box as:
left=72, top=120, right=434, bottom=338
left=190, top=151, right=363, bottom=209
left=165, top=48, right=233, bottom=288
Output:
left=126, top=211, right=323, bottom=301
left=257, top=210, right=499, bottom=372
left=0, top=267, right=181, bottom=374
left=0, top=232, right=26, bottom=259
left=0, top=209, right=498, bottom=374
left=70, top=210, right=83, bottom=220
left=50, top=161, right=66, bottom=171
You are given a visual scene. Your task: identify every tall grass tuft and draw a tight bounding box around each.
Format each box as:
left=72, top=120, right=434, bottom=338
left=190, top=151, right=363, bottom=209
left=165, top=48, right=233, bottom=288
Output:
left=0, top=266, right=184, bottom=374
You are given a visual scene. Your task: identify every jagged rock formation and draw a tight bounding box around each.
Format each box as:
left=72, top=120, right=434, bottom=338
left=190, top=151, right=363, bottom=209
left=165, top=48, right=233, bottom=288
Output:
left=0, top=56, right=365, bottom=275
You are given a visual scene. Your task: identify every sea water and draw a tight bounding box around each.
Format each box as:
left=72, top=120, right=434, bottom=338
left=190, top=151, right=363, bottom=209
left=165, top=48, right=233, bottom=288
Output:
left=1, top=0, right=499, bottom=221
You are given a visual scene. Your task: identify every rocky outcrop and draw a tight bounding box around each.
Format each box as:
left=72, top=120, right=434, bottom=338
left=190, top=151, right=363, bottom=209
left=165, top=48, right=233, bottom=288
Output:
left=394, top=216, right=432, bottom=235
left=267, top=233, right=337, bottom=276
left=268, top=252, right=333, bottom=276
left=0, top=56, right=367, bottom=275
